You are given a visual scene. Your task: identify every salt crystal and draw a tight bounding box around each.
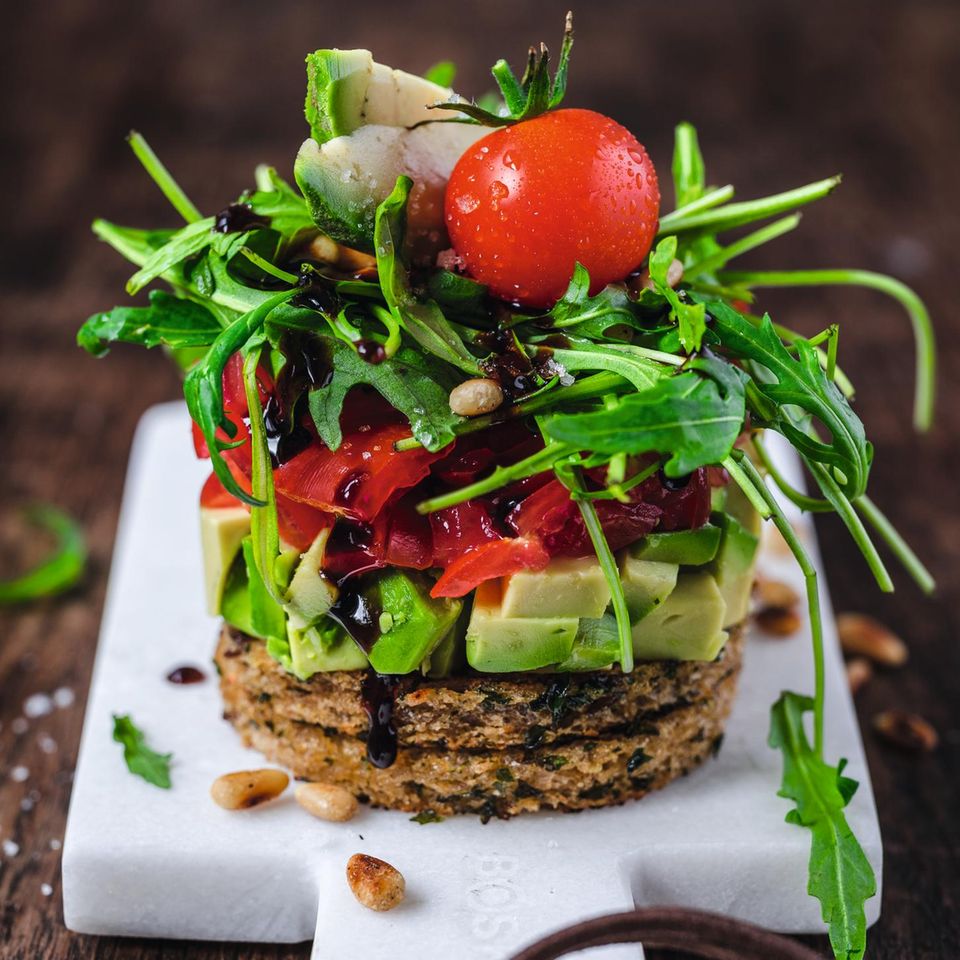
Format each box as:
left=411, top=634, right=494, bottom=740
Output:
left=11, top=717, right=29, bottom=735
left=2, top=839, right=19, bottom=857
left=53, top=687, right=75, bottom=709
left=49, top=839, right=62, bottom=851
left=10, top=766, right=29, bottom=783
left=40, top=883, right=53, bottom=897
left=38, top=734, right=57, bottom=755
left=23, top=693, right=54, bottom=719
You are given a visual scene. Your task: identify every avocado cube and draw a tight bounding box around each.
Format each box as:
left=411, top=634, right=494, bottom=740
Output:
left=367, top=571, right=461, bottom=675
left=220, top=551, right=254, bottom=636
left=711, top=511, right=760, bottom=627
left=630, top=523, right=722, bottom=566
left=200, top=506, right=250, bottom=615
left=555, top=615, right=620, bottom=672
left=284, top=528, right=337, bottom=628
left=289, top=620, right=368, bottom=680
left=619, top=557, right=679, bottom=621
left=631, top=571, right=728, bottom=661
left=723, top=481, right=763, bottom=538
left=466, top=580, right=579, bottom=673
left=501, top=556, right=612, bottom=619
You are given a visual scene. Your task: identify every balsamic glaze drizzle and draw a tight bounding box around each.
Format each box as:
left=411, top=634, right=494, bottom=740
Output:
left=360, top=672, right=399, bottom=768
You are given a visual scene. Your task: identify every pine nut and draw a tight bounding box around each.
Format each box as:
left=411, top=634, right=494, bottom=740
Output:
left=845, top=657, right=873, bottom=695
left=837, top=613, right=908, bottom=667
left=754, top=578, right=800, bottom=610
left=210, top=769, right=289, bottom=810
left=754, top=606, right=802, bottom=636
left=449, top=378, right=504, bottom=417
left=873, top=710, right=938, bottom=752
left=346, top=853, right=405, bottom=911
left=295, top=782, right=358, bottom=822
left=305, top=233, right=339, bottom=263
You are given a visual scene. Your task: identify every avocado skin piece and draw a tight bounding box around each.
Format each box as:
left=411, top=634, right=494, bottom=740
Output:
left=555, top=615, right=620, bottom=672
left=631, top=571, right=728, bottom=661
left=367, top=570, right=461, bottom=675
left=501, top=556, right=612, bottom=619
left=305, top=49, right=374, bottom=144
left=200, top=505, right=250, bottom=615
left=630, top=523, right=722, bottom=566
left=425, top=599, right=470, bottom=678
left=620, top=557, right=680, bottom=621
left=466, top=581, right=579, bottom=673
left=710, top=511, right=760, bottom=627
left=289, top=620, right=368, bottom=679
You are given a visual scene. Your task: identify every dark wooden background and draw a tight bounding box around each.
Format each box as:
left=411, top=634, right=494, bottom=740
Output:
left=1, top=1, right=958, bottom=957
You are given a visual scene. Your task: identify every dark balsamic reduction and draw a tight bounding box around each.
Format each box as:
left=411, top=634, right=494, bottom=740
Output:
left=360, top=672, right=399, bottom=768
left=658, top=468, right=692, bottom=492
left=356, top=339, right=386, bottom=364
left=326, top=571, right=382, bottom=648
left=335, top=469, right=370, bottom=508
left=213, top=203, right=270, bottom=234
left=291, top=282, right=343, bottom=317
left=166, top=665, right=206, bottom=685
left=478, top=329, right=539, bottom=400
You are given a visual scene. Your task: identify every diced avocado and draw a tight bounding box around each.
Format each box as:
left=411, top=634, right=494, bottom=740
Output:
left=294, top=122, right=485, bottom=250
left=619, top=557, right=679, bottom=621
left=305, top=49, right=454, bottom=144
left=424, top=601, right=470, bottom=678
left=555, top=615, right=620, bottom=672
left=284, top=528, right=338, bottom=628
left=711, top=511, right=760, bottom=627
left=367, top=571, right=461, bottom=675
left=724, top=480, right=763, bottom=538
left=200, top=506, right=250, bottom=615
left=630, top=523, right=722, bottom=566
left=501, top=556, right=612, bottom=619
left=220, top=551, right=254, bottom=636
left=466, top=580, right=579, bottom=673
left=241, top=538, right=287, bottom=643
left=288, top=619, right=368, bottom=679
left=631, top=571, right=728, bottom=661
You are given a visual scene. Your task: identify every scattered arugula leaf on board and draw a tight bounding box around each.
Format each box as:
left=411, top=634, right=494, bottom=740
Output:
left=769, top=692, right=876, bottom=960
left=112, top=714, right=173, bottom=789
left=0, top=506, right=87, bottom=604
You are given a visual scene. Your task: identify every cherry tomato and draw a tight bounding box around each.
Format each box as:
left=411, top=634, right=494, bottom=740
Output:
left=444, top=108, right=660, bottom=308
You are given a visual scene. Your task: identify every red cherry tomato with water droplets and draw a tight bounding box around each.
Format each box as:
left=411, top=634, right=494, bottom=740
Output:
left=444, top=108, right=660, bottom=308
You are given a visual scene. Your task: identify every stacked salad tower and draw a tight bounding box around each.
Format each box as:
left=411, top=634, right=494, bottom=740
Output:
left=80, top=18, right=934, bottom=959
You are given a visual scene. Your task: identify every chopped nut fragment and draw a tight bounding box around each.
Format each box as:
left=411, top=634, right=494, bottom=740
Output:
left=295, top=782, right=358, bottom=822
left=449, top=378, right=505, bottom=417
left=210, top=769, right=289, bottom=810
left=837, top=613, right=908, bottom=667
left=754, top=606, right=802, bottom=636
left=754, top=578, right=800, bottom=611
left=872, top=710, right=938, bottom=752
left=346, top=853, right=405, bottom=911
left=845, top=657, right=873, bottom=695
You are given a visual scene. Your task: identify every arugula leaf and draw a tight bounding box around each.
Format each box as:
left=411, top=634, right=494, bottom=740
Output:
left=309, top=337, right=461, bottom=451
left=77, top=291, right=222, bottom=357
left=546, top=263, right=637, bottom=337
left=423, top=61, right=456, bottom=87
left=374, top=177, right=481, bottom=374
left=649, top=236, right=707, bottom=351
left=243, top=167, right=316, bottom=250
left=0, top=506, right=87, bottom=604
left=544, top=356, right=746, bottom=477
left=769, top=692, right=876, bottom=960
left=93, top=220, right=177, bottom=267
left=126, top=216, right=216, bottom=295
left=112, top=714, right=172, bottom=789
left=183, top=289, right=297, bottom=506
left=703, top=298, right=872, bottom=499
left=671, top=121, right=706, bottom=208
left=547, top=341, right=664, bottom=392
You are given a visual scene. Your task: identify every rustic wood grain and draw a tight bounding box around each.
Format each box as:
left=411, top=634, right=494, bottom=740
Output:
left=1, top=1, right=957, bottom=958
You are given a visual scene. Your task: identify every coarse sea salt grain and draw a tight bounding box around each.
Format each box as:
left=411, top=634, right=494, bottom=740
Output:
left=23, top=693, right=54, bottom=719
left=40, top=883, right=53, bottom=897
left=53, top=687, right=75, bottom=709
left=10, top=766, right=29, bottom=783
left=2, top=839, right=20, bottom=857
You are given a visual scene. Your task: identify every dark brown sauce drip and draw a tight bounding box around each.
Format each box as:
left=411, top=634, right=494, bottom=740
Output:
left=356, top=339, right=386, bottom=364
left=360, top=672, right=399, bottom=768
left=335, top=469, right=370, bottom=508
left=659, top=468, right=692, bottom=491
left=291, top=281, right=343, bottom=318
left=166, top=665, right=206, bottom=685
left=478, top=329, right=539, bottom=400
left=213, top=203, right=270, bottom=234
left=323, top=520, right=382, bottom=584
left=326, top=569, right=382, bottom=648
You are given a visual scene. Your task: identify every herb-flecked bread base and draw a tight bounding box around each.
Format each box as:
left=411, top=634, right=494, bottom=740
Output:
left=215, top=625, right=743, bottom=817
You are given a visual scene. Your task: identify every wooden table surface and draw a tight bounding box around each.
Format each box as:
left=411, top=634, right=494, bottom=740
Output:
left=2, top=1, right=958, bottom=957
